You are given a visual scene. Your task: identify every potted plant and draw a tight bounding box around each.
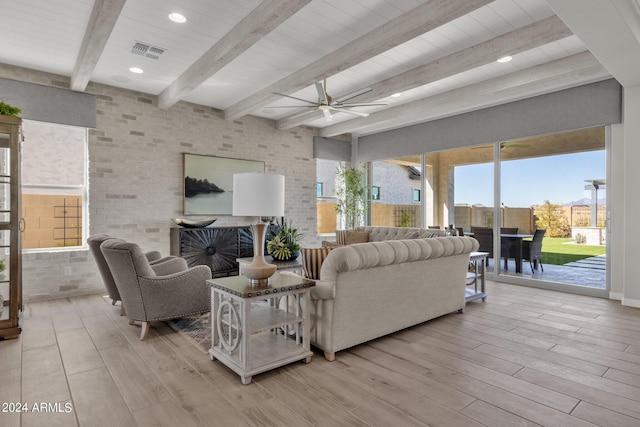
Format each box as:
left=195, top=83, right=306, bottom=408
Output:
left=335, top=165, right=368, bottom=229
left=267, top=218, right=302, bottom=261
left=0, top=101, right=21, bottom=116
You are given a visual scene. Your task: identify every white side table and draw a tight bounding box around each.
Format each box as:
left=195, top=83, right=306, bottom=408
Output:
left=208, top=272, right=315, bottom=385
left=466, top=251, right=489, bottom=303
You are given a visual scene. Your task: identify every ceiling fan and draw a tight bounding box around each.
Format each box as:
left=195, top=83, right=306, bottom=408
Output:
left=269, top=79, right=388, bottom=121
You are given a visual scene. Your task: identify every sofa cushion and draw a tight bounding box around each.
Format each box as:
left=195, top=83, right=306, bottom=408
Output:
left=321, top=240, right=343, bottom=249
left=403, top=229, right=439, bottom=239
left=336, top=230, right=370, bottom=245
left=301, top=247, right=333, bottom=280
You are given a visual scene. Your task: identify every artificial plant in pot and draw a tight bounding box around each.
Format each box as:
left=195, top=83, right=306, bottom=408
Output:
left=266, top=217, right=302, bottom=261
left=335, top=165, right=368, bottom=229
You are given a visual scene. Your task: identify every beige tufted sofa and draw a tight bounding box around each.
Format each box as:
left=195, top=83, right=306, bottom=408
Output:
left=356, top=225, right=449, bottom=240
left=310, top=231, right=478, bottom=361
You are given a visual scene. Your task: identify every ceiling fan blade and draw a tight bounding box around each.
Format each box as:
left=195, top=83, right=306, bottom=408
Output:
left=333, top=87, right=373, bottom=104
left=329, top=106, right=369, bottom=118
left=316, top=82, right=329, bottom=105
left=272, top=92, right=317, bottom=105
left=287, top=108, right=322, bottom=120
left=338, top=102, right=388, bottom=107
left=264, top=105, right=317, bottom=108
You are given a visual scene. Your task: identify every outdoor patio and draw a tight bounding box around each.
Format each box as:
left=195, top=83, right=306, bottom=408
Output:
left=486, top=254, right=606, bottom=289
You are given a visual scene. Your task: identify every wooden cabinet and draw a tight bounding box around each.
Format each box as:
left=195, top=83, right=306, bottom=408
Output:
left=0, top=116, right=22, bottom=340
left=170, top=226, right=254, bottom=277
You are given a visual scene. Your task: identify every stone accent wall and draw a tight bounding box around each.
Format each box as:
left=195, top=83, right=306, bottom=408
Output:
left=0, top=63, right=318, bottom=301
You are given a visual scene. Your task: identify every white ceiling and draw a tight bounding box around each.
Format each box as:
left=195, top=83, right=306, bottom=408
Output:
left=0, top=0, right=637, bottom=138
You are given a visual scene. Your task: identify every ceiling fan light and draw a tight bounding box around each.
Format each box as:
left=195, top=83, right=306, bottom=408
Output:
left=168, top=12, right=187, bottom=23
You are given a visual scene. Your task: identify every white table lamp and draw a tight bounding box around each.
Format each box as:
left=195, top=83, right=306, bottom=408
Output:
left=232, top=172, right=285, bottom=284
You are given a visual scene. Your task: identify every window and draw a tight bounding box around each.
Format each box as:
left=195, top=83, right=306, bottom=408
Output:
left=413, top=188, right=420, bottom=202
left=21, top=120, right=88, bottom=250
left=371, top=186, right=380, bottom=200
left=316, top=159, right=341, bottom=234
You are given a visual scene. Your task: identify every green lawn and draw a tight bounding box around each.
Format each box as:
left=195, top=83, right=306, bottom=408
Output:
left=541, top=238, right=606, bottom=265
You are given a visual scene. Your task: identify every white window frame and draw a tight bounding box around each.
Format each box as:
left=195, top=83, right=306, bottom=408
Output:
left=21, top=123, right=89, bottom=252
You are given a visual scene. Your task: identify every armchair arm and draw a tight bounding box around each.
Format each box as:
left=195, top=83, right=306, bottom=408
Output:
left=150, top=257, right=188, bottom=276
left=145, top=251, right=163, bottom=262
left=149, top=255, right=178, bottom=265
left=139, top=265, right=212, bottom=320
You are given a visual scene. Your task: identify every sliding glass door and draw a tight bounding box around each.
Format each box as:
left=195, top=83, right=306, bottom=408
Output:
left=407, top=127, right=608, bottom=294
left=497, top=128, right=607, bottom=294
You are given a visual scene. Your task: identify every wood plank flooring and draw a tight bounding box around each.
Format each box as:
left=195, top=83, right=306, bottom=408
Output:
left=2, top=281, right=640, bottom=426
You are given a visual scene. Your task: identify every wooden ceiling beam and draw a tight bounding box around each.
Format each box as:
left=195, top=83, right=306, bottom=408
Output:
left=158, top=0, right=310, bottom=110
left=277, top=15, right=572, bottom=130
left=223, top=0, right=492, bottom=121
left=319, top=52, right=610, bottom=137
left=71, top=0, right=126, bottom=91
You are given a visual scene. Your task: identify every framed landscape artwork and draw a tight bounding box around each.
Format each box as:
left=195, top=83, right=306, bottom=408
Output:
left=183, top=153, right=264, bottom=215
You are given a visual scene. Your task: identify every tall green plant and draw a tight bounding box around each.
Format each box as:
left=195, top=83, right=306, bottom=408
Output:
left=335, top=166, right=368, bottom=229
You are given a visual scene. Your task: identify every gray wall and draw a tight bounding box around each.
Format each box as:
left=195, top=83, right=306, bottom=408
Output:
left=0, top=63, right=318, bottom=301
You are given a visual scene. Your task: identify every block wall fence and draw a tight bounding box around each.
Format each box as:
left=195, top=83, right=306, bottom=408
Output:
left=0, top=63, right=319, bottom=301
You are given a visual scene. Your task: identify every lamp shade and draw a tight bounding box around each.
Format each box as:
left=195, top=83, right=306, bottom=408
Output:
left=232, top=172, right=285, bottom=217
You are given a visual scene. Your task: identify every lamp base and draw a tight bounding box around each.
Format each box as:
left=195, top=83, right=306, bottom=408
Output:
left=244, top=223, right=277, bottom=285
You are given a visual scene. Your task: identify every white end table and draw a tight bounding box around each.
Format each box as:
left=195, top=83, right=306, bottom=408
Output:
left=466, top=251, right=489, bottom=303
left=208, top=272, right=315, bottom=384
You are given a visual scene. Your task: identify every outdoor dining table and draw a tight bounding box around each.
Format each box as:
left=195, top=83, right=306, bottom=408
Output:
left=501, top=233, right=533, bottom=273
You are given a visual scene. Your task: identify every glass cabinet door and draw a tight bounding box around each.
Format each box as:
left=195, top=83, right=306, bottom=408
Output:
left=0, top=230, right=11, bottom=322
left=0, top=117, right=22, bottom=339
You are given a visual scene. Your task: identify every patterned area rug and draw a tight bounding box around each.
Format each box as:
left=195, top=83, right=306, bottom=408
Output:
left=165, top=313, right=211, bottom=354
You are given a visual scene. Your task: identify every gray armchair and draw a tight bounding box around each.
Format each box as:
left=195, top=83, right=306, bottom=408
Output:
left=100, top=239, right=212, bottom=340
left=87, top=234, right=185, bottom=313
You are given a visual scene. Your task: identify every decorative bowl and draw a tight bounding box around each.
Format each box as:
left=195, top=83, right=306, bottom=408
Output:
left=171, top=217, right=217, bottom=228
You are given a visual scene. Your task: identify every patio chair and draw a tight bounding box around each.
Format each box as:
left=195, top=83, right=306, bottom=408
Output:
left=500, top=228, right=519, bottom=270
left=100, top=239, right=212, bottom=340
left=522, top=229, right=546, bottom=273
left=470, top=227, right=492, bottom=266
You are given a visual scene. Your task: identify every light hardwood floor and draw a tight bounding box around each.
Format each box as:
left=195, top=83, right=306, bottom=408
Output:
left=2, top=281, right=640, bottom=426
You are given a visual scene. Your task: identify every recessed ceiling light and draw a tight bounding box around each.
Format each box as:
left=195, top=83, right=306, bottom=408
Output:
left=129, top=67, right=144, bottom=74
left=497, top=55, right=513, bottom=63
left=168, top=12, right=187, bottom=23
left=391, top=92, right=402, bottom=98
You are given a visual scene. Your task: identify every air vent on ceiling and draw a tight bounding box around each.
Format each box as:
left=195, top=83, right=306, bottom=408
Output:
left=131, top=41, right=166, bottom=60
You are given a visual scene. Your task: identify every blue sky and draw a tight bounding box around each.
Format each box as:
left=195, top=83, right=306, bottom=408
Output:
left=454, top=150, right=606, bottom=207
